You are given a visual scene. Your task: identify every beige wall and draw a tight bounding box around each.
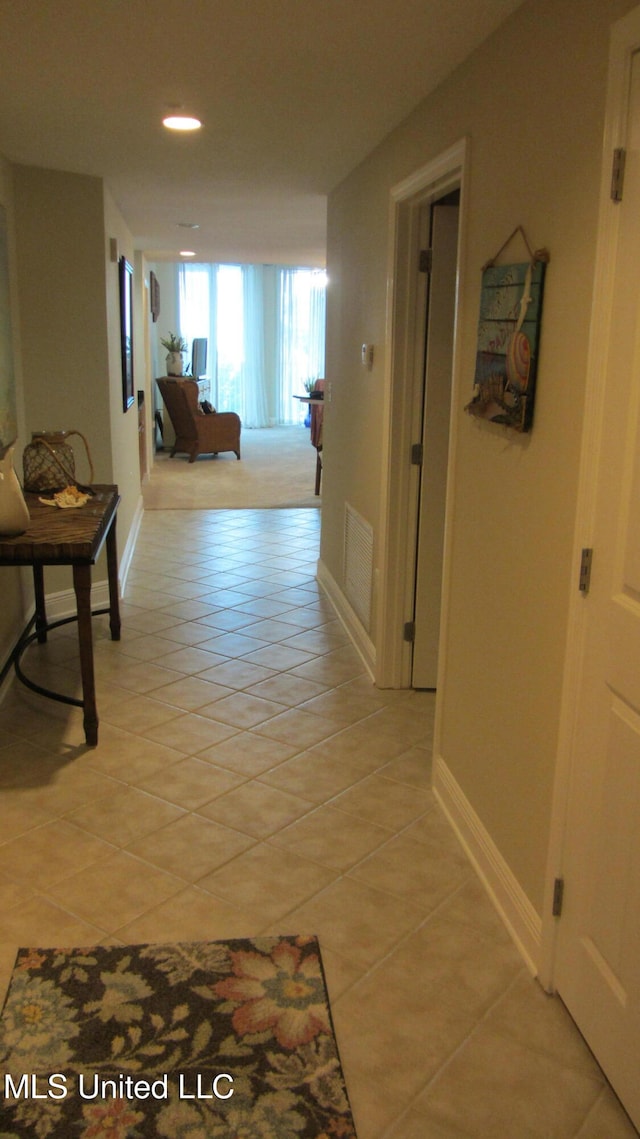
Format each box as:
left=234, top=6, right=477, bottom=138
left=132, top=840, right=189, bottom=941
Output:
left=8, top=166, right=142, bottom=601
left=150, top=262, right=180, bottom=378
left=12, top=167, right=115, bottom=600
left=13, top=167, right=112, bottom=475
left=103, top=186, right=144, bottom=548
left=322, top=0, right=635, bottom=913
left=0, top=156, right=28, bottom=662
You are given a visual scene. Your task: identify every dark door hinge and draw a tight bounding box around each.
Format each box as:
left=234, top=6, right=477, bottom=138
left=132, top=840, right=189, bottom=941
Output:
left=411, top=443, right=423, bottom=465
left=419, top=248, right=433, bottom=274
left=404, top=621, right=415, bottom=643
left=579, top=548, right=593, bottom=594
left=552, top=877, right=564, bottom=917
left=611, top=147, right=626, bottom=202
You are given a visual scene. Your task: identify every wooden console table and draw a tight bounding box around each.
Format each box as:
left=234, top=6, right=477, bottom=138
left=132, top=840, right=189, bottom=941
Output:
left=0, top=485, right=121, bottom=746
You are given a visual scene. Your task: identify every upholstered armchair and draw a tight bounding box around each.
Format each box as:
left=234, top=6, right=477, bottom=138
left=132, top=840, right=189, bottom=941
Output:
left=157, top=379, right=241, bottom=462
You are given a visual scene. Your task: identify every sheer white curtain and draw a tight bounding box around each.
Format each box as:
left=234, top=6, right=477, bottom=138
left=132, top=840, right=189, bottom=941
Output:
left=178, top=263, right=325, bottom=427
left=178, top=264, right=216, bottom=388
left=277, top=268, right=326, bottom=423
left=241, top=265, right=271, bottom=427
left=215, top=266, right=243, bottom=417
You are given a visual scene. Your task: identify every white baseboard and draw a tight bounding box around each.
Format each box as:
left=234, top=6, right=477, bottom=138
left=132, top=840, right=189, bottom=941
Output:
left=2, top=493, right=145, bottom=665
left=119, top=494, right=144, bottom=596
left=0, top=583, right=112, bottom=704
left=433, top=753, right=542, bottom=975
left=0, top=495, right=145, bottom=707
left=0, top=611, right=29, bottom=669
left=316, top=558, right=376, bottom=681
left=40, top=580, right=111, bottom=623
left=0, top=608, right=31, bottom=703
left=45, top=494, right=144, bottom=618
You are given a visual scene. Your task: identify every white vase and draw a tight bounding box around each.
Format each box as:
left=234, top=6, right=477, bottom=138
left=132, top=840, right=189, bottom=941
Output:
left=0, top=443, right=30, bottom=536
left=166, top=351, right=185, bottom=376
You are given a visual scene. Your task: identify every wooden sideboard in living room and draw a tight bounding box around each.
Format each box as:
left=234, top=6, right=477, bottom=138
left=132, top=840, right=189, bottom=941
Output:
left=155, top=377, right=210, bottom=451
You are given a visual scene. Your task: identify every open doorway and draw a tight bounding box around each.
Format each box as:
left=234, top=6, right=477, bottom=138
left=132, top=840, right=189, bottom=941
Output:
left=411, top=193, right=459, bottom=689
left=376, top=140, right=466, bottom=692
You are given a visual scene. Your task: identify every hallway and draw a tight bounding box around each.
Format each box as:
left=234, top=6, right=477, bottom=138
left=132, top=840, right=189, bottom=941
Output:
left=0, top=507, right=636, bottom=1137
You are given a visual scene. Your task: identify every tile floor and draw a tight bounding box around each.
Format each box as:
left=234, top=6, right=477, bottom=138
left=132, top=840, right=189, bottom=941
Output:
left=0, top=506, right=637, bottom=1138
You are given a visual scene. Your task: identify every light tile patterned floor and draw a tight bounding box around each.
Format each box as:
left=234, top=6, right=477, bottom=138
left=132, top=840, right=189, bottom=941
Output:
left=0, top=507, right=637, bottom=1138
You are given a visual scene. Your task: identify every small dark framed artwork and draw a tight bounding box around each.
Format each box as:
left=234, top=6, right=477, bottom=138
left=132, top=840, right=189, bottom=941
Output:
left=119, top=256, right=134, bottom=411
left=149, top=269, right=160, bottom=323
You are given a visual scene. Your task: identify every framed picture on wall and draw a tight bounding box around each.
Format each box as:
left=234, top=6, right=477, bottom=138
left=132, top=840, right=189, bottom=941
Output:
left=149, top=269, right=160, bottom=323
left=465, top=257, right=547, bottom=433
left=119, top=256, right=134, bottom=411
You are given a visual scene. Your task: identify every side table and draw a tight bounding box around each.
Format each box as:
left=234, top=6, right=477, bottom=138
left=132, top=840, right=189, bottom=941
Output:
left=0, top=485, right=121, bottom=746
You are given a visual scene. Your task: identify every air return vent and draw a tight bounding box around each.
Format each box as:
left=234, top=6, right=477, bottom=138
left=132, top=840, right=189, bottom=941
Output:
left=344, top=503, right=373, bottom=631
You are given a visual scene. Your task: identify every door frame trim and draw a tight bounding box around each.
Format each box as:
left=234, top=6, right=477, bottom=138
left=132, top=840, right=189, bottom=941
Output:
left=376, top=137, right=468, bottom=692
left=540, top=5, right=640, bottom=989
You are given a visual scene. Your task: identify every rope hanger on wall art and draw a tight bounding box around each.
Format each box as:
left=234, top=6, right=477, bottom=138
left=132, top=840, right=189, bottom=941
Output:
left=466, top=225, right=550, bottom=433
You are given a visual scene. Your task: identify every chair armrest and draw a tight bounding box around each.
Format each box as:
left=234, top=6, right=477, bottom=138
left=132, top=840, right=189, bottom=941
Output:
left=196, top=410, right=242, bottom=455
left=212, top=412, right=241, bottom=428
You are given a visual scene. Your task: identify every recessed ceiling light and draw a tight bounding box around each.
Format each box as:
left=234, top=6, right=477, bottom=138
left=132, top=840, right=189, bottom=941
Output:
left=178, top=222, right=200, bottom=229
left=163, top=115, right=202, bottom=131
left=180, top=250, right=196, bottom=257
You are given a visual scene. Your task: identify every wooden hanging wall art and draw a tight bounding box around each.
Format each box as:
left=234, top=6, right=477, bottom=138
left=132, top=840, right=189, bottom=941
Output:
left=465, top=226, right=549, bottom=433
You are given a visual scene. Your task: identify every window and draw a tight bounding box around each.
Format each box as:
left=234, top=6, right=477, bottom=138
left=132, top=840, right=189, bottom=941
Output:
left=178, top=263, right=326, bottom=427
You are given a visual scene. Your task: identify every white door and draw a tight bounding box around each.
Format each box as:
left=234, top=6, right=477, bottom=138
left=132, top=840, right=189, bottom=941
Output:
left=412, top=202, right=458, bottom=688
left=553, top=45, right=640, bottom=1129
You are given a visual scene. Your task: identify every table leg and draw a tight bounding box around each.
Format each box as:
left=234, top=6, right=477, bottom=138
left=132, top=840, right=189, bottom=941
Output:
left=32, top=565, right=48, bottom=643
left=73, top=564, right=98, bottom=746
left=106, top=515, right=121, bottom=642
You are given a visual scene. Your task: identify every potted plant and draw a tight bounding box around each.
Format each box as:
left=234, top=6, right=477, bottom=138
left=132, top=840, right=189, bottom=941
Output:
left=161, top=332, right=189, bottom=376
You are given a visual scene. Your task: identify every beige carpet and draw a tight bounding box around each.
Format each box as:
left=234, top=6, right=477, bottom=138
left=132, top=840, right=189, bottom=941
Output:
left=143, top=424, right=320, bottom=509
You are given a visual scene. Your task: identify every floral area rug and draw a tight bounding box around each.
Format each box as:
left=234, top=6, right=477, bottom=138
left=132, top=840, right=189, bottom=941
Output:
left=0, top=936, right=357, bottom=1138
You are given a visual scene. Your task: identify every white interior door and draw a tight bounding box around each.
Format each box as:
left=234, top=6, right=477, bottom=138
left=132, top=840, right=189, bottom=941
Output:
left=412, top=202, right=458, bottom=688
left=553, top=47, right=640, bottom=1129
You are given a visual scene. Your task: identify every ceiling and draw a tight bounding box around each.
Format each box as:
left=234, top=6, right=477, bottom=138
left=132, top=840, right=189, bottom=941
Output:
left=0, top=0, right=523, bottom=267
